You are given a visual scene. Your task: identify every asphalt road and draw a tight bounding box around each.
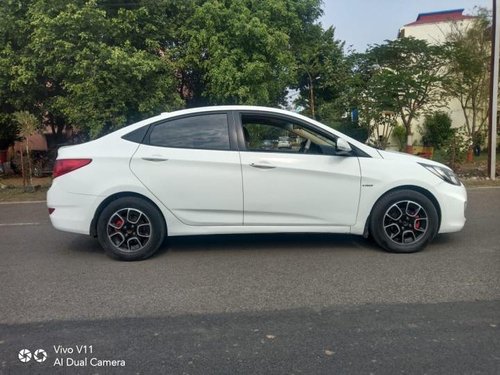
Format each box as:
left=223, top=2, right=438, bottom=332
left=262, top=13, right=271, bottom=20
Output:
left=0, top=187, right=499, bottom=374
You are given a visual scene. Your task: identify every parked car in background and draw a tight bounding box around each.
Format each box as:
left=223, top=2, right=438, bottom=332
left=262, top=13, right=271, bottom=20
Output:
left=261, top=139, right=273, bottom=150
left=47, top=106, right=467, bottom=261
left=277, top=136, right=291, bottom=149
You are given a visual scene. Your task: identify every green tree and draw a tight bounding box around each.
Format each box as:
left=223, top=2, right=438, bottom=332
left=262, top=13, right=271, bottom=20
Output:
left=444, top=9, right=490, bottom=146
left=179, top=0, right=322, bottom=107
left=392, top=125, right=406, bottom=152
left=348, top=52, right=398, bottom=147
left=13, top=111, right=39, bottom=189
left=293, top=25, right=349, bottom=122
left=1, top=1, right=184, bottom=139
left=0, top=0, right=33, bottom=146
left=1, top=0, right=325, bottom=139
left=26, top=0, right=181, bottom=137
left=358, top=37, right=448, bottom=151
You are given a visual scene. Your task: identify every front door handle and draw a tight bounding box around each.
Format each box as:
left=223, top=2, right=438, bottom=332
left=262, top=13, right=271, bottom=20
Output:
left=250, top=163, right=276, bottom=169
left=142, top=157, right=168, bottom=162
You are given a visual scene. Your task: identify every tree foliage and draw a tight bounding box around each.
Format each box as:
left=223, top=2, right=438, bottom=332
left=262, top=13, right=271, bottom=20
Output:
left=354, top=37, right=448, bottom=148
left=181, top=0, right=324, bottom=107
left=293, top=25, right=350, bottom=123
left=13, top=110, right=39, bottom=188
left=392, top=125, right=406, bottom=151
left=28, top=0, right=183, bottom=137
left=0, top=0, right=31, bottom=144
left=3, top=0, right=468, bottom=152
left=444, top=9, right=490, bottom=144
left=0, top=0, right=324, bottom=140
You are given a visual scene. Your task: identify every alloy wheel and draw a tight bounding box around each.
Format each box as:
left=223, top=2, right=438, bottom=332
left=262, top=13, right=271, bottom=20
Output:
left=383, top=200, right=428, bottom=245
left=106, top=208, right=152, bottom=252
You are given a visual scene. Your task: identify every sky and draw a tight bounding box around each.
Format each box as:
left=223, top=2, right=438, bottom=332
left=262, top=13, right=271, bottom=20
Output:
left=320, top=0, right=492, bottom=52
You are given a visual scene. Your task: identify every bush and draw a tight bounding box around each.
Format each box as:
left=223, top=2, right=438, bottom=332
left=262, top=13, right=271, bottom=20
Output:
left=442, top=128, right=470, bottom=169
left=392, top=125, right=406, bottom=151
left=422, top=112, right=454, bottom=149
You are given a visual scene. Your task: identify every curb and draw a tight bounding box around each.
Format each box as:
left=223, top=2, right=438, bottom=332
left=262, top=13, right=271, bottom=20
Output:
left=0, top=200, right=47, bottom=205
left=466, top=186, right=500, bottom=190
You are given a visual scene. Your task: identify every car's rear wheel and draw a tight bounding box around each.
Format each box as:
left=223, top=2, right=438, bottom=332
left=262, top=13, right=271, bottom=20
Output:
left=97, top=197, right=166, bottom=261
left=370, top=190, right=438, bottom=253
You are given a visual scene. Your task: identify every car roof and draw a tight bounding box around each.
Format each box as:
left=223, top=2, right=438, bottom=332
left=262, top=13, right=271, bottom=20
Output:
left=114, top=106, right=306, bottom=137
left=160, top=105, right=291, bottom=116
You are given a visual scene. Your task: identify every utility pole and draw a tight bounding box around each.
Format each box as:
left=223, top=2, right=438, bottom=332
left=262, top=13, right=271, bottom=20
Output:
left=488, top=0, right=499, bottom=180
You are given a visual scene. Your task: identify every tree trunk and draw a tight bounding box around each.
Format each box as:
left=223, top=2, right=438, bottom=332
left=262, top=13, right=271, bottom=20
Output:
left=307, top=72, right=315, bottom=119
left=404, top=119, right=413, bottom=154
left=466, top=147, right=474, bottom=163
left=25, top=140, right=33, bottom=189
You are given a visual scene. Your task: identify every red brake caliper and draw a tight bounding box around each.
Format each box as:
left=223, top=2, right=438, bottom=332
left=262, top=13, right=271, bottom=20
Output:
left=414, top=215, right=420, bottom=230
left=115, top=219, right=124, bottom=230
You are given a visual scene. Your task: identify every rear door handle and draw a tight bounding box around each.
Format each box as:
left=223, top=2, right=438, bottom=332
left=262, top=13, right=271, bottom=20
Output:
left=142, top=157, right=168, bottom=162
left=250, top=163, right=276, bottom=169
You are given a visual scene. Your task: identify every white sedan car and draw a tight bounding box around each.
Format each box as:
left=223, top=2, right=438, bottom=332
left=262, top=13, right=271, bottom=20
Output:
left=48, top=106, right=467, bottom=260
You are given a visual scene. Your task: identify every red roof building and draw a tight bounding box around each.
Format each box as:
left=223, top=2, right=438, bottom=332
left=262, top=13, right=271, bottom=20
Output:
left=404, top=9, right=475, bottom=27
left=398, top=8, right=476, bottom=43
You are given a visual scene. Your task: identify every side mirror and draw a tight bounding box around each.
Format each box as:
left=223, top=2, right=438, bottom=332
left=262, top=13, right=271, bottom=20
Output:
left=336, top=138, right=352, bottom=155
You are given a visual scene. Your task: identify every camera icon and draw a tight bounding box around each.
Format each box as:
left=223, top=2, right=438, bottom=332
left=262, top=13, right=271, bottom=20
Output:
left=18, top=349, right=31, bottom=363
left=18, top=348, right=48, bottom=363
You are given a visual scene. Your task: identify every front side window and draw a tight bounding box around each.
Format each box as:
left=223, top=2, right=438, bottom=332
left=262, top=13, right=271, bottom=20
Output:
left=149, top=113, right=230, bottom=150
left=241, top=114, right=336, bottom=155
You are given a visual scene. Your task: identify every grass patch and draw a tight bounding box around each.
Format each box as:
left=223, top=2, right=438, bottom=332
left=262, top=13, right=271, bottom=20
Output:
left=0, top=186, right=48, bottom=202
left=0, top=176, right=51, bottom=202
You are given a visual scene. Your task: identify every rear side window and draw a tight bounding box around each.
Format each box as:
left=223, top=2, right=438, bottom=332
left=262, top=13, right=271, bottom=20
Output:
left=148, top=113, right=230, bottom=150
left=122, top=125, right=149, bottom=143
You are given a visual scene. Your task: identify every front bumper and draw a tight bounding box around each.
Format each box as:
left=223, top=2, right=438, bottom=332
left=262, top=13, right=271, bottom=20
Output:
left=436, top=182, right=467, bottom=234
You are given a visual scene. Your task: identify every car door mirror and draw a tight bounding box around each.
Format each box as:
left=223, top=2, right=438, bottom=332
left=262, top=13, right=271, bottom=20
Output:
left=336, top=138, right=352, bottom=155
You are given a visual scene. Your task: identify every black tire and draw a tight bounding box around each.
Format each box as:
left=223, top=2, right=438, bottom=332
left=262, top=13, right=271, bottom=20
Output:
left=97, top=197, right=166, bottom=261
left=370, top=189, right=439, bottom=253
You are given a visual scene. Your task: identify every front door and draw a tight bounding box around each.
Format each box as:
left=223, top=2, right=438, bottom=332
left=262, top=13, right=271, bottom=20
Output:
left=238, top=112, right=361, bottom=226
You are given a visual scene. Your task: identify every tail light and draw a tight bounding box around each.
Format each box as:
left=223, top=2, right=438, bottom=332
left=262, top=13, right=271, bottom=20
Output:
left=53, top=159, right=92, bottom=178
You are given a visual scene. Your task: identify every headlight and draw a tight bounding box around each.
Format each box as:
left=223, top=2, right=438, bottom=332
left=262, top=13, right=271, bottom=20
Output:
left=418, top=163, right=461, bottom=186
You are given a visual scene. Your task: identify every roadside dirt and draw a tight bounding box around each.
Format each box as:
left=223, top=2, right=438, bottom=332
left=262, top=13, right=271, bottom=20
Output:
left=0, top=176, right=51, bottom=202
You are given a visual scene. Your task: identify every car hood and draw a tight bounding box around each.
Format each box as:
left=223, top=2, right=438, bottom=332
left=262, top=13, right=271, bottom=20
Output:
left=377, top=150, right=450, bottom=169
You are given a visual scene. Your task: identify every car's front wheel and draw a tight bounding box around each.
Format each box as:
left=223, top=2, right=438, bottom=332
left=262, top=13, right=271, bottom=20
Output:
left=97, top=197, right=166, bottom=261
left=370, top=189, right=439, bottom=253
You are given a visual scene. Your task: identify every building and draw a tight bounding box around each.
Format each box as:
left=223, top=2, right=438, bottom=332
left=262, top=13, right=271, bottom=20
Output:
left=398, top=9, right=475, bottom=44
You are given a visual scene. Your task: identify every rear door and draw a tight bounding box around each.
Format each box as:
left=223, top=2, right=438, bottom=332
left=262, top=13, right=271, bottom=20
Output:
left=130, top=112, right=243, bottom=226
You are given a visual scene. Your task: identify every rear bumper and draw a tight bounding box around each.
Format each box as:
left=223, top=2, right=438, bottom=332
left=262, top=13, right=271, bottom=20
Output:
left=47, top=184, right=101, bottom=235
